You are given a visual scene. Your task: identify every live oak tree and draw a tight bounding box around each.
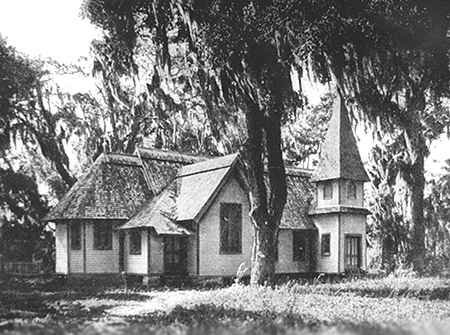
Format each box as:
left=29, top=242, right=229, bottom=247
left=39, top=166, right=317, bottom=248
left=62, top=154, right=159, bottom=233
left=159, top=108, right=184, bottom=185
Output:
left=83, top=0, right=308, bottom=284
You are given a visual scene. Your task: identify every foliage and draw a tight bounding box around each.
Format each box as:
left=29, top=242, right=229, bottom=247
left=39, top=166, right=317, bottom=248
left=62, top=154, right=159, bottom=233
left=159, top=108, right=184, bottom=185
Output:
left=282, top=93, right=334, bottom=167
left=0, top=166, right=52, bottom=267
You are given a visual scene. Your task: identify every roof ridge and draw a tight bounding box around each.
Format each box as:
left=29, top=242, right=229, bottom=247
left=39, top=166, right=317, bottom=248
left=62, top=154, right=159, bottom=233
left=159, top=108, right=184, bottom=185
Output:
left=285, top=166, right=313, bottom=177
left=100, top=152, right=142, bottom=166
left=137, top=147, right=208, bottom=162
left=177, top=153, right=239, bottom=177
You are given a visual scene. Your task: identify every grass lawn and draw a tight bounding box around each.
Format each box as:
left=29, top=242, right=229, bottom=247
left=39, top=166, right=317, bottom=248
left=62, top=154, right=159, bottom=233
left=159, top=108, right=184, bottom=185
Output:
left=0, top=276, right=449, bottom=334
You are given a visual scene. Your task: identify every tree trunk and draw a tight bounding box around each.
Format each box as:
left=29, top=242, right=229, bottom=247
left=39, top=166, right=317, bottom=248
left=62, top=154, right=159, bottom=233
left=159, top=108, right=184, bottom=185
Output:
left=403, top=119, right=426, bottom=273
left=244, top=84, right=287, bottom=285
left=381, top=233, right=396, bottom=272
left=251, top=222, right=278, bottom=285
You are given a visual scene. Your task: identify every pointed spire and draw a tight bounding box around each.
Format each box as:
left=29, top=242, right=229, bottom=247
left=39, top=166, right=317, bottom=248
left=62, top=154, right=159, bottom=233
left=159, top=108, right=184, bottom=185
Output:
left=312, top=93, right=369, bottom=182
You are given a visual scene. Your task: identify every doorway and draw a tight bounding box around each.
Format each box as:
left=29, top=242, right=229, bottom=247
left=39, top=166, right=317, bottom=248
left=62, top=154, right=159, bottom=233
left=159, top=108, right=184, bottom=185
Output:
left=163, top=236, right=187, bottom=275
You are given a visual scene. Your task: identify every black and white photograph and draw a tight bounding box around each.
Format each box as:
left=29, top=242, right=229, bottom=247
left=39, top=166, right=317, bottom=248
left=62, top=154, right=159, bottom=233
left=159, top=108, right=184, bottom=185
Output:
left=0, top=1, right=449, bottom=334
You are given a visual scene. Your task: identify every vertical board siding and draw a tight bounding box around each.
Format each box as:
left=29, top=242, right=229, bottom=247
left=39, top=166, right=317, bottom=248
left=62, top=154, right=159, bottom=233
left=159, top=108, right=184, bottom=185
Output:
left=186, top=233, right=197, bottom=275
left=198, top=177, right=253, bottom=276
left=125, top=230, right=149, bottom=274
left=313, top=215, right=340, bottom=273
left=55, top=223, right=68, bottom=274
left=339, top=180, right=364, bottom=207
left=340, top=214, right=366, bottom=270
left=69, top=223, right=84, bottom=273
left=149, top=233, right=164, bottom=274
left=275, top=230, right=310, bottom=273
left=85, top=222, right=120, bottom=273
left=316, top=180, right=340, bottom=208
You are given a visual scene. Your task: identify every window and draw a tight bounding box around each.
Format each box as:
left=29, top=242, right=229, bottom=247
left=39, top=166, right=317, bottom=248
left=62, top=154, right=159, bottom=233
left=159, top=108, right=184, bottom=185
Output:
left=321, top=233, right=330, bottom=256
left=323, top=182, right=333, bottom=199
left=129, top=230, right=141, bottom=255
left=345, top=235, right=361, bottom=271
left=70, top=224, right=81, bottom=250
left=347, top=181, right=357, bottom=199
left=293, top=231, right=307, bottom=261
left=220, top=203, right=242, bottom=254
left=93, top=221, right=112, bottom=250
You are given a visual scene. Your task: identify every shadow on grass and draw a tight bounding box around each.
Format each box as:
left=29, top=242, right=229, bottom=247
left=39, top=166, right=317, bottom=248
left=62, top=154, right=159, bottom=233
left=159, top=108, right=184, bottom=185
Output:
left=129, top=304, right=411, bottom=335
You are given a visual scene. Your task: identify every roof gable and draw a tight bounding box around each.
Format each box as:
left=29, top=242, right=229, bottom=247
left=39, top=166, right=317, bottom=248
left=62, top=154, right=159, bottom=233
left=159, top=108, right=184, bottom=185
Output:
left=312, top=94, right=369, bottom=182
left=176, top=153, right=239, bottom=222
left=119, top=181, right=192, bottom=235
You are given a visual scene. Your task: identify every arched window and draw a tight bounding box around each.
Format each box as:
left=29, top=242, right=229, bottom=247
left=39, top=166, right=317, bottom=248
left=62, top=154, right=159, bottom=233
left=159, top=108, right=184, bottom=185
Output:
left=347, top=181, right=357, bottom=199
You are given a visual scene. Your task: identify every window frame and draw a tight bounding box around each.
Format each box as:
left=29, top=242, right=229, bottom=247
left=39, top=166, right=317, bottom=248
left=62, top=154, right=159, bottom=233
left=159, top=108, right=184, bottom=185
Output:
left=219, top=202, right=242, bottom=254
left=93, top=221, right=113, bottom=250
left=323, top=182, right=333, bottom=200
left=321, top=233, right=331, bottom=257
left=129, top=230, right=142, bottom=255
left=293, top=231, right=307, bottom=262
left=347, top=181, right=357, bottom=199
left=70, top=224, right=82, bottom=250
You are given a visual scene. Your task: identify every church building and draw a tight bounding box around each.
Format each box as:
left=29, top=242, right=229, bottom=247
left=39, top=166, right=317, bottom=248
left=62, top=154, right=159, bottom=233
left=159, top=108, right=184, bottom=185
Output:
left=44, top=96, right=369, bottom=281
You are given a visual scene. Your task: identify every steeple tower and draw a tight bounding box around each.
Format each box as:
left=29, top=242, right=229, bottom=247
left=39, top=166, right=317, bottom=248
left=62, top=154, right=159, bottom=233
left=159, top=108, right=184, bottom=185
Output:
left=309, top=93, right=369, bottom=274
left=312, top=94, right=369, bottom=182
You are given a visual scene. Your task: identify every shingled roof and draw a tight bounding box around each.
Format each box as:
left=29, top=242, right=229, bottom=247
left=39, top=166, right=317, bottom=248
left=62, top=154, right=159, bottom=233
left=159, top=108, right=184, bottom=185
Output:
left=137, top=147, right=206, bottom=196
left=311, top=94, right=369, bottom=182
left=281, top=168, right=315, bottom=229
left=44, top=148, right=203, bottom=222
left=46, top=147, right=316, bottom=231
left=119, top=153, right=315, bottom=230
left=44, top=153, right=151, bottom=221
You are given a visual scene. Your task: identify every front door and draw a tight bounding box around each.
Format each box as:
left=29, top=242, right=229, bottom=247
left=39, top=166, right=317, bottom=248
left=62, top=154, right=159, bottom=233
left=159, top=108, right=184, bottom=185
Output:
left=164, top=236, right=187, bottom=275
left=344, top=235, right=362, bottom=271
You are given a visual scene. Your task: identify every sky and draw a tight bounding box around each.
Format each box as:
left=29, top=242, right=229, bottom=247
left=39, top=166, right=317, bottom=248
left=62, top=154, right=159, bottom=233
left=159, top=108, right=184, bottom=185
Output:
left=0, top=0, right=98, bottom=63
left=0, top=0, right=449, bottom=177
